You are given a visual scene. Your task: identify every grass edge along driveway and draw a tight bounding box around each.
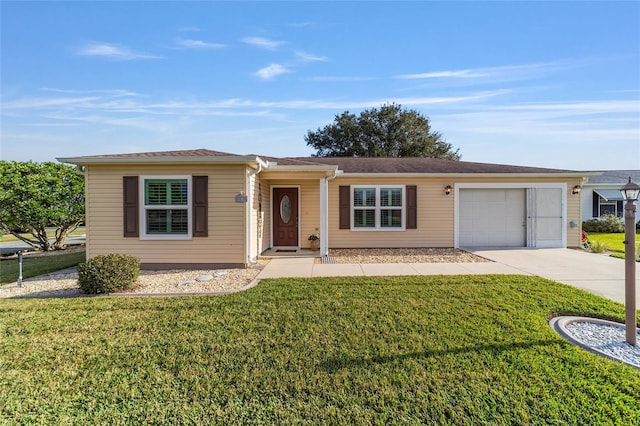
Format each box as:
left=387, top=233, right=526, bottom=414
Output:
left=2, top=275, right=639, bottom=424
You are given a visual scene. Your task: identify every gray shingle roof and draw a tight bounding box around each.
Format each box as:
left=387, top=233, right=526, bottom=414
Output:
left=290, top=156, right=575, bottom=174
left=80, top=148, right=239, bottom=158
left=60, top=148, right=588, bottom=175
left=585, top=170, right=640, bottom=185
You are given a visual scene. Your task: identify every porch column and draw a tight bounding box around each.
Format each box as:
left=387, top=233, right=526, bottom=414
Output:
left=320, top=177, right=329, bottom=256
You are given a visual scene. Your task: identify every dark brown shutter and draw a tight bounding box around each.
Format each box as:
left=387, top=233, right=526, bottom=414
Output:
left=193, top=176, right=208, bottom=237
left=123, top=176, right=139, bottom=237
left=406, top=185, right=417, bottom=229
left=339, top=186, right=350, bottom=229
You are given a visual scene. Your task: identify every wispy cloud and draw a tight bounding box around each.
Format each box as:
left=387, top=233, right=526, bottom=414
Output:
left=78, top=42, right=161, bottom=60
left=242, top=36, right=285, bottom=50
left=177, top=27, right=202, bottom=32
left=41, top=88, right=141, bottom=97
left=254, top=64, right=290, bottom=80
left=174, top=38, right=226, bottom=49
left=295, top=51, right=328, bottom=62
left=303, top=76, right=377, bottom=83
left=398, top=70, right=488, bottom=79
left=395, top=60, right=578, bottom=82
left=288, top=22, right=313, bottom=28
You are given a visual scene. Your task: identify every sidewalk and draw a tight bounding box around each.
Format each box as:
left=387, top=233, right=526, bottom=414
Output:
left=257, top=257, right=525, bottom=279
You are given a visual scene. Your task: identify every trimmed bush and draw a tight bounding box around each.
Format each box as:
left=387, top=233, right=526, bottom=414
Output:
left=582, top=214, right=624, bottom=233
left=589, top=240, right=608, bottom=253
left=78, top=254, right=140, bottom=294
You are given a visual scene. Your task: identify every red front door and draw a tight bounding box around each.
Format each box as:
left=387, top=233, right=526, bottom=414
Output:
left=273, top=187, right=298, bottom=246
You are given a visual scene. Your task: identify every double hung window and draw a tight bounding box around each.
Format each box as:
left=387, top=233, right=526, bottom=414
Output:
left=352, top=186, right=405, bottom=230
left=141, top=176, right=191, bottom=239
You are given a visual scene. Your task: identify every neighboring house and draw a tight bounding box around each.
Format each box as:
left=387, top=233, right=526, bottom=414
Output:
left=58, top=149, right=591, bottom=269
left=581, top=170, right=640, bottom=223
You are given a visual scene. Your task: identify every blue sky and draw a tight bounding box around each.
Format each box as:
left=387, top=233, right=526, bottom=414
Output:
left=2, top=1, right=639, bottom=170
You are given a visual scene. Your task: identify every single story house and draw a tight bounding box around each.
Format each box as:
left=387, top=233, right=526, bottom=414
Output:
left=59, top=149, right=591, bottom=269
left=580, top=170, right=640, bottom=223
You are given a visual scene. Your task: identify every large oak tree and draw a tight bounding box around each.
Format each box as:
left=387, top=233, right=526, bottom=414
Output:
left=305, top=103, right=460, bottom=159
left=0, top=161, right=85, bottom=251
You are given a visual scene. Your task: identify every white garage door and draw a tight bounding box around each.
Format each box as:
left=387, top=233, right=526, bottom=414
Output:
left=459, top=187, right=564, bottom=248
left=527, top=188, right=564, bottom=248
left=459, top=189, right=526, bottom=247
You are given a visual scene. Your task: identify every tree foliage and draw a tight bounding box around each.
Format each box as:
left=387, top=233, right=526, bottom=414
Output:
left=0, top=161, right=85, bottom=251
left=305, top=103, right=461, bottom=159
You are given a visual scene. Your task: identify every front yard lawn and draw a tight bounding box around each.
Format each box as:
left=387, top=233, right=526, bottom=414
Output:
left=1, top=275, right=639, bottom=424
left=0, top=249, right=86, bottom=284
left=587, top=232, right=640, bottom=260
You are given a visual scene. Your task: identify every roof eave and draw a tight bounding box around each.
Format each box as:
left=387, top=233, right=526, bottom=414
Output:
left=57, top=155, right=262, bottom=166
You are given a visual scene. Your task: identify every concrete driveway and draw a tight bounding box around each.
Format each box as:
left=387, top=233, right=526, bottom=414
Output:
left=258, top=248, right=639, bottom=305
left=469, top=248, right=639, bottom=305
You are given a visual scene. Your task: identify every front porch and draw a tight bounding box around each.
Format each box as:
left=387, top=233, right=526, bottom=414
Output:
left=254, top=162, right=337, bottom=261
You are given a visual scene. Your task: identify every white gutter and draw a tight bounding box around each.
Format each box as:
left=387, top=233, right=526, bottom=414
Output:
left=332, top=172, right=599, bottom=179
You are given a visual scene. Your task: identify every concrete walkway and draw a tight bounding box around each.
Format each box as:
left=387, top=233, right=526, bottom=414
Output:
left=257, top=257, right=523, bottom=279
left=256, top=249, right=639, bottom=305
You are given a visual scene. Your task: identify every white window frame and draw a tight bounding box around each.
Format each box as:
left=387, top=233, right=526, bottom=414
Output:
left=597, top=197, right=618, bottom=217
left=350, top=185, right=406, bottom=231
left=140, top=175, right=192, bottom=240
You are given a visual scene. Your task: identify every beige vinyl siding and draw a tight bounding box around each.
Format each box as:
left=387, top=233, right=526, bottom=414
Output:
left=328, top=176, right=454, bottom=248
left=85, top=164, right=247, bottom=265
left=328, top=176, right=583, bottom=249
left=565, top=179, right=583, bottom=248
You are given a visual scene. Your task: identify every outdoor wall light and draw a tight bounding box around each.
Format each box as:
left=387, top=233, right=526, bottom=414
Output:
left=571, top=185, right=582, bottom=195
left=444, top=185, right=453, bottom=196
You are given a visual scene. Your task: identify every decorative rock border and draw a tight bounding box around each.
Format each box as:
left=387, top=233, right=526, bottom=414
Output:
left=550, top=316, right=640, bottom=370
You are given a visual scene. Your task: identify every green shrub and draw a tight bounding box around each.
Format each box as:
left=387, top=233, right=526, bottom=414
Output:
left=589, top=240, right=608, bottom=253
left=78, top=254, right=140, bottom=294
left=582, top=214, right=624, bottom=233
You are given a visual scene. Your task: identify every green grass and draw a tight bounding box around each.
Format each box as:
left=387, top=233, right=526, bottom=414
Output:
left=1, top=275, right=638, bottom=424
left=588, top=232, right=639, bottom=260
left=0, top=249, right=86, bottom=284
left=0, top=227, right=86, bottom=243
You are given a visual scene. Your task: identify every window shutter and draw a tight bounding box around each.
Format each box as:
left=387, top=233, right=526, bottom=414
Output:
left=406, top=185, right=417, bottom=229
left=339, top=186, right=350, bottom=229
left=193, top=175, right=208, bottom=237
left=592, top=193, right=599, bottom=217
left=123, top=176, right=139, bottom=237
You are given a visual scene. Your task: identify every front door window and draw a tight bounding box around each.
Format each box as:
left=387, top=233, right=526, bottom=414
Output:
left=280, top=195, right=292, bottom=224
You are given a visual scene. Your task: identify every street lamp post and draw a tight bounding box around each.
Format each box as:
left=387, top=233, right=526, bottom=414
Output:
left=620, top=177, right=640, bottom=346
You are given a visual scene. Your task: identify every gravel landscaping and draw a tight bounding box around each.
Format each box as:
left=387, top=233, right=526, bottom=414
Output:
left=1, top=249, right=486, bottom=298
left=551, top=316, right=640, bottom=370
left=0, top=260, right=269, bottom=299
left=328, top=248, right=488, bottom=264
left=566, top=321, right=640, bottom=368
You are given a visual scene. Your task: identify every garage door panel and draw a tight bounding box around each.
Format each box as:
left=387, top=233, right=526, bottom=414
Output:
left=459, top=189, right=525, bottom=247
left=530, top=188, right=563, bottom=247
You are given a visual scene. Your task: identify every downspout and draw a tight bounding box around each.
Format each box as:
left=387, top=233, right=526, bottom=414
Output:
left=245, top=159, right=265, bottom=265
left=320, top=169, right=339, bottom=257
